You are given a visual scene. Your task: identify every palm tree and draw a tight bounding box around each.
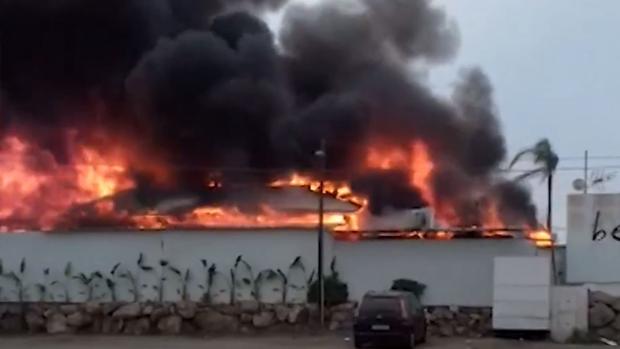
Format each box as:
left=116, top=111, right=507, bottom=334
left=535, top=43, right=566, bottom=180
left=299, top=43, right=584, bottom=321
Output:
left=509, top=138, right=559, bottom=232
left=509, top=139, right=559, bottom=281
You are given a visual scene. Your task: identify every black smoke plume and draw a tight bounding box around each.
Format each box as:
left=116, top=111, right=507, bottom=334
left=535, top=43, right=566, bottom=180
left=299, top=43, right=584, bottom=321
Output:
left=0, top=0, right=537, bottom=227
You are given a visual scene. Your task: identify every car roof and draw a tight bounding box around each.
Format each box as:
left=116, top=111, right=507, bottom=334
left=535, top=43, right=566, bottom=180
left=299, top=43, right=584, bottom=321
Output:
left=363, top=290, right=413, bottom=298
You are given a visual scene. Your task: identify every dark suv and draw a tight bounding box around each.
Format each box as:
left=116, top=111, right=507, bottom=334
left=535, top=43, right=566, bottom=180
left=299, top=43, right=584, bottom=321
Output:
left=353, top=291, right=427, bottom=348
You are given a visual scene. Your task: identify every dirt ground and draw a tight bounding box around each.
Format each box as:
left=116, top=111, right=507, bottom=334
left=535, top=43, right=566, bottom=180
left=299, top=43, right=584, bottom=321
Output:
left=0, top=335, right=608, bottom=349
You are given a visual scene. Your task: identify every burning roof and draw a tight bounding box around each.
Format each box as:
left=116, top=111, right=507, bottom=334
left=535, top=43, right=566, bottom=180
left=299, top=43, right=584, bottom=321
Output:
left=0, top=0, right=549, bottom=246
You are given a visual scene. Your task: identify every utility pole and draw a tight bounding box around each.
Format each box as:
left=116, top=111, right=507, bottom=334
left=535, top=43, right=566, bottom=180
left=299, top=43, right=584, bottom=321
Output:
left=315, top=139, right=326, bottom=328
left=584, top=150, right=589, bottom=194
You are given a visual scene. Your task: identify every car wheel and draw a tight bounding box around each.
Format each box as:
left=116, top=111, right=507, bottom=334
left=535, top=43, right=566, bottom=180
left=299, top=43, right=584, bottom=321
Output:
left=408, top=333, right=416, bottom=349
left=354, top=335, right=364, bottom=349
left=416, top=329, right=427, bottom=344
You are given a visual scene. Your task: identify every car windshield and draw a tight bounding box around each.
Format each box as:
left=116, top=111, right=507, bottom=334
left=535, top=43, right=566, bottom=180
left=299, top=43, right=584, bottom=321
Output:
left=360, top=296, right=402, bottom=317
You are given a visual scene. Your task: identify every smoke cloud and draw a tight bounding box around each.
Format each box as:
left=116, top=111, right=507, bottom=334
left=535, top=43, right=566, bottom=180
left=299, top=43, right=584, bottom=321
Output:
left=0, top=0, right=537, bottom=226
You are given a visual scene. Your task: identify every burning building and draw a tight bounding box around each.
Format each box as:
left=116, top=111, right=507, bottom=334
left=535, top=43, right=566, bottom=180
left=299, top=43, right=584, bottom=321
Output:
left=0, top=0, right=549, bottom=246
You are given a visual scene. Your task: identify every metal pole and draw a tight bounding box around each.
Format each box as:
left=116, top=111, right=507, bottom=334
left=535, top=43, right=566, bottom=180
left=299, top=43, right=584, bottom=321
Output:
left=584, top=150, right=589, bottom=194
left=548, top=171, right=556, bottom=284
left=316, top=139, right=326, bottom=328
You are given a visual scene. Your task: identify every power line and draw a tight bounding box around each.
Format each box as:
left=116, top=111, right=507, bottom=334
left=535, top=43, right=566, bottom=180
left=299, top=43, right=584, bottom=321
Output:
left=558, top=155, right=620, bottom=161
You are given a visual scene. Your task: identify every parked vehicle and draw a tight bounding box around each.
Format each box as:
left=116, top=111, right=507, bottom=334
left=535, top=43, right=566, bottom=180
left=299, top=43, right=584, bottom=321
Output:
left=353, top=291, right=427, bottom=348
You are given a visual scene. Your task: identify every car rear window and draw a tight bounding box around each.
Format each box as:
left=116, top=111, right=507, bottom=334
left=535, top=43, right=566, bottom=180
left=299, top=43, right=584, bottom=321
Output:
left=359, top=296, right=402, bottom=317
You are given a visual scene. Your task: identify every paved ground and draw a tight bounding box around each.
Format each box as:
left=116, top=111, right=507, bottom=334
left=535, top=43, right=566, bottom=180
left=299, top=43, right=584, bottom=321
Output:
left=0, top=335, right=607, bottom=349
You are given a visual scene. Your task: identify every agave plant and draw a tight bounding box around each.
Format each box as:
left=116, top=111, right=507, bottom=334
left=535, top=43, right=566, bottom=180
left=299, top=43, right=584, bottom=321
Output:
left=231, top=255, right=254, bottom=303
left=181, top=269, right=191, bottom=301
left=42, top=267, right=52, bottom=301
left=106, top=278, right=117, bottom=302
left=277, top=268, right=287, bottom=304
left=72, top=272, right=93, bottom=300
left=164, top=261, right=184, bottom=300
left=35, top=283, right=47, bottom=301
left=44, top=262, right=71, bottom=302
left=0, top=257, right=27, bottom=302
left=206, top=263, right=229, bottom=304
left=206, top=263, right=219, bottom=304
left=254, top=269, right=279, bottom=303
left=158, top=259, right=169, bottom=302
left=198, top=259, right=208, bottom=301
left=112, top=262, right=138, bottom=302
left=287, top=256, right=311, bottom=302
left=229, top=268, right=235, bottom=305
left=136, top=252, right=156, bottom=301
left=88, top=271, right=106, bottom=301
left=60, top=262, right=72, bottom=301
left=272, top=257, right=315, bottom=304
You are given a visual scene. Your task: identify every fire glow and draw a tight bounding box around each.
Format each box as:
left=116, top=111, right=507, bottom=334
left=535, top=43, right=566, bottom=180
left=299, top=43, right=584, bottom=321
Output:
left=0, top=133, right=551, bottom=247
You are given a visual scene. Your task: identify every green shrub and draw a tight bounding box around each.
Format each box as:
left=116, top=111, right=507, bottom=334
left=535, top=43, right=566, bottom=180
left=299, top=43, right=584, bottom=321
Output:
left=307, top=258, right=348, bottom=306
left=390, top=278, right=426, bottom=297
left=308, top=275, right=349, bottom=306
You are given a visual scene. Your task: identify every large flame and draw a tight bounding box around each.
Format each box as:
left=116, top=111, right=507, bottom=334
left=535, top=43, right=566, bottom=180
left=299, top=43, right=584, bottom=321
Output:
left=366, top=141, right=458, bottom=225
left=364, top=140, right=551, bottom=246
left=0, top=135, right=134, bottom=230
left=131, top=205, right=350, bottom=230
left=0, top=133, right=551, bottom=247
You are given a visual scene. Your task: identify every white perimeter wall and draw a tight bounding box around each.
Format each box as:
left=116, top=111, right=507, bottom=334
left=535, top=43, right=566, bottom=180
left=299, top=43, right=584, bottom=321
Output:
left=334, top=238, right=542, bottom=306
left=0, top=230, right=327, bottom=304
left=0, top=231, right=541, bottom=306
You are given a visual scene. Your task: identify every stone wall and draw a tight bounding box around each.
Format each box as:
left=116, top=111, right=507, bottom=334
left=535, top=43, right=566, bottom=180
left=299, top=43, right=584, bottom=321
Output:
left=0, top=301, right=356, bottom=335
left=426, top=306, right=492, bottom=338
left=588, top=290, right=620, bottom=340
left=0, top=302, right=492, bottom=337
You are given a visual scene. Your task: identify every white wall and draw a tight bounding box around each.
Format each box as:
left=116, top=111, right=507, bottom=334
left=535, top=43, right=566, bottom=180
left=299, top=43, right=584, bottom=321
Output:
left=0, top=231, right=541, bottom=306
left=0, top=230, right=325, bottom=303
left=567, top=194, right=620, bottom=283
left=550, top=286, right=588, bottom=343
left=333, top=238, right=541, bottom=306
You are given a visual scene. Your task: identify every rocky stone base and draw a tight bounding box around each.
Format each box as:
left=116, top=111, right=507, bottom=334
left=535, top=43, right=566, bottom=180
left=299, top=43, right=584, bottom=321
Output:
left=426, top=306, right=492, bottom=338
left=588, top=290, right=620, bottom=341
left=0, top=301, right=356, bottom=335
left=0, top=302, right=492, bottom=337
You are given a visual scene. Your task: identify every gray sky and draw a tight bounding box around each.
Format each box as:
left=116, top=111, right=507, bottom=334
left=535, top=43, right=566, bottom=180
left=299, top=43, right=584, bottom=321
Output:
left=430, top=0, right=620, bottom=240
left=270, top=0, right=620, bottom=240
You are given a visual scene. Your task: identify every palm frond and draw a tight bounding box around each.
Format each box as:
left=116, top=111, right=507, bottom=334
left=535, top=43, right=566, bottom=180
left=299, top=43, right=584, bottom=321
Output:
left=514, top=167, right=546, bottom=182
left=509, top=148, right=535, bottom=168
left=510, top=138, right=559, bottom=176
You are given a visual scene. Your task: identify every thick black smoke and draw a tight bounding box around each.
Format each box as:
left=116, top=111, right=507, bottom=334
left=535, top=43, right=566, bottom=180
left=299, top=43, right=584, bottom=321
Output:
left=0, top=0, right=537, bottom=226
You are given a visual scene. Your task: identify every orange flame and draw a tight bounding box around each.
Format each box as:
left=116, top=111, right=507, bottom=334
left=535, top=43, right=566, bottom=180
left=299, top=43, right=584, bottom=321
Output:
left=75, top=147, right=133, bottom=199
left=0, top=134, right=135, bottom=230
left=528, top=229, right=553, bottom=248
left=0, top=133, right=551, bottom=248
left=366, top=141, right=457, bottom=225
left=131, top=204, right=350, bottom=230
left=270, top=173, right=367, bottom=207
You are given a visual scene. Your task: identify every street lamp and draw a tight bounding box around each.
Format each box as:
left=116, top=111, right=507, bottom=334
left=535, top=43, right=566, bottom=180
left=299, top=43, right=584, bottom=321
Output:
left=315, top=139, right=326, bottom=327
